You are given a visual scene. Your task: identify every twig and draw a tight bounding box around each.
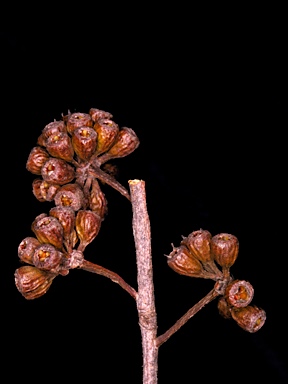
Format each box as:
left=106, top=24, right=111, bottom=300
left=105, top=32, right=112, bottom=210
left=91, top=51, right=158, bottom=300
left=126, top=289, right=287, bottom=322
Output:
left=80, top=259, right=137, bottom=300
left=156, top=287, right=220, bottom=347
left=129, top=179, right=158, bottom=384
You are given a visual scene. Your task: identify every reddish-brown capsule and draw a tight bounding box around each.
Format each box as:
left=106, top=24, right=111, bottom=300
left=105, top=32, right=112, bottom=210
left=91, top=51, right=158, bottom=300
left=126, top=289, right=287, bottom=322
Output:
left=45, top=132, right=74, bottom=162
left=167, top=244, right=204, bottom=277
left=181, top=229, right=213, bottom=263
left=33, top=243, right=64, bottom=274
left=31, top=214, right=64, bottom=250
left=26, top=146, right=50, bottom=175
left=98, top=127, right=140, bottom=164
left=32, top=178, right=46, bottom=202
left=39, top=180, right=60, bottom=201
left=37, top=120, right=67, bottom=147
left=15, top=265, right=56, bottom=300
left=71, top=126, right=97, bottom=160
left=231, top=305, right=266, bottom=333
left=54, top=183, right=85, bottom=211
left=41, top=158, right=75, bottom=185
left=89, top=179, right=108, bottom=218
left=217, top=296, right=232, bottom=319
left=49, top=206, right=76, bottom=241
left=75, top=210, right=102, bottom=250
left=93, top=119, right=119, bottom=156
left=225, top=279, right=254, bottom=308
left=89, top=108, right=113, bottom=122
left=18, top=237, right=41, bottom=265
left=211, top=233, right=239, bottom=269
left=66, top=112, right=93, bottom=135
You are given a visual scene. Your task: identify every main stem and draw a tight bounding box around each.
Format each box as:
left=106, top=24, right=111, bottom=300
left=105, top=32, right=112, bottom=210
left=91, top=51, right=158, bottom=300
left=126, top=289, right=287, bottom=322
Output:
left=129, top=179, right=158, bottom=384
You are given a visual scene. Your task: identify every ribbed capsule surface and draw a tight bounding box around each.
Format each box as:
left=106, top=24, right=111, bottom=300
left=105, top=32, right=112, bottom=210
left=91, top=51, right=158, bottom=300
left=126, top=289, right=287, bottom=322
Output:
left=54, top=183, right=85, bottom=211
left=231, top=305, right=266, bottom=333
left=66, top=112, right=93, bottom=135
left=72, top=126, right=97, bottom=160
left=211, top=233, right=239, bottom=269
left=181, top=229, right=213, bottom=263
left=15, top=265, right=56, bottom=300
left=167, top=244, right=203, bottom=277
left=26, top=146, right=50, bottom=175
left=41, top=158, right=75, bottom=185
left=31, top=214, right=64, bottom=250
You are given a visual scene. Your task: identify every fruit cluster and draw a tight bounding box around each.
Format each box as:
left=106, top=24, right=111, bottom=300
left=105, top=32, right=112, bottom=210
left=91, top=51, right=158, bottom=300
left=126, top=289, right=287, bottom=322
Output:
left=167, top=229, right=266, bottom=332
left=15, top=108, right=140, bottom=300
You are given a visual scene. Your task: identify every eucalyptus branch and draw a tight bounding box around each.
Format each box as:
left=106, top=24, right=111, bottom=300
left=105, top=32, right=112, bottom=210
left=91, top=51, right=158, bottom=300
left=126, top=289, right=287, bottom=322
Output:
left=80, top=259, right=137, bottom=300
left=129, top=179, right=158, bottom=384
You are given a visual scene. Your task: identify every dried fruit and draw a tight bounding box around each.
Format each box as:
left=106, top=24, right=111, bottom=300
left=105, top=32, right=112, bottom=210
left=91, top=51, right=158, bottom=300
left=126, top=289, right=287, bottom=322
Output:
left=181, top=229, right=213, bottom=263
left=225, top=279, right=254, bottom=308
left=18, top=237, right=41, bottom=265
left=89, top=179, right=108, bottom=218
left=33, top=243, right=64, bottom=274
left=49, top=206, right=75, bottom=239
left=217, top=296, right=232, bottom=319
left=66, top=112, right=93, bottom=135
left=32, top=178, right=46, bottom=202
left=15, top=265, right=56, bottom=300
left=167, top=244, right=204, bottom=277
left=26, top=146, right=50, bottom=175
left=37, top=120, right=67, bottom=147
left=75, top=209, right=102, bottom=251
left=41, top=158, right=75, bottom=185
left=93, top=119, right=119, bottom=156
left=45, top=132, right=74, bottom=161
left=89, top=107, right=113, bottom=122
left=31, top=214, right=64, bottom=250
left=231, top=305, right=266, bottom=333
left=72, top=126, right=97, bottom=160
left=211, top=233, right=239, bottom=270
left=39, top=180, right=60, bottom=201
left=54, top=183, right=85, bottom=211
left=98, top=127, right=140, bottom=164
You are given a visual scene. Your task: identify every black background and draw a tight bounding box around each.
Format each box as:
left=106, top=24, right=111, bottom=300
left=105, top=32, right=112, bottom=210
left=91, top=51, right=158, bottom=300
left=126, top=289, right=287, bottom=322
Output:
left=3, top=6, right=287, bottom=383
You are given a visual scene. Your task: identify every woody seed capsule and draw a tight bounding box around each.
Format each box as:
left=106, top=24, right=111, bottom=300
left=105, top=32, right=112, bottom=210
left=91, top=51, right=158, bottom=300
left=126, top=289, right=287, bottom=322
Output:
left=37, top=120, right=67, bottom=147
left=33, top=243, right=64, bottom=274
left=49, top=206, right=76, bottom=241
left=89, top=107, right=113, bottom=122
left=225, top=279, right=254, bottom=308
left=217, top=296, right=232, bottom=319
left=98, top=127, right=140, bottom=164
left=15, top=265, right=56, bottom=300
left=75, top=209, right=102, bottom=250
left=32, top=178, right=46, bottom=202
left=72, top=126, right=97, bottom=160
left=89, top=179, right=108, bottom=218
left=66, top=112, right=93, bottom=135
left=181, top=229, right=213, bottom=263
left=18, top=237, right=41, bottom=265
left=39, top=180, right=60, bottom=201
left=167, top=244, right=203, bottom=277
left=31, top=214, right=64, bottom=250
left=26, top=146, right=50, bottom=175
left=231, top=305, right=266, bottom=333
left=93, top=119, right=119, bottom=156
left=211, top=233, right=239, bottom=270
left=45, top=132, right=74, bottom=161
left=41, top=158, right=75, bottom=185
left=54, top=183, right=85, bottom=211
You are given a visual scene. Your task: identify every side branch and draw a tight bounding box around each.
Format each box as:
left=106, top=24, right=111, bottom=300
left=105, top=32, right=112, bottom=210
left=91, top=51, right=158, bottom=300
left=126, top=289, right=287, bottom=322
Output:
left=156, top=287, right=220, bottom=348
left=80, top=259, right=137, bottom=299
